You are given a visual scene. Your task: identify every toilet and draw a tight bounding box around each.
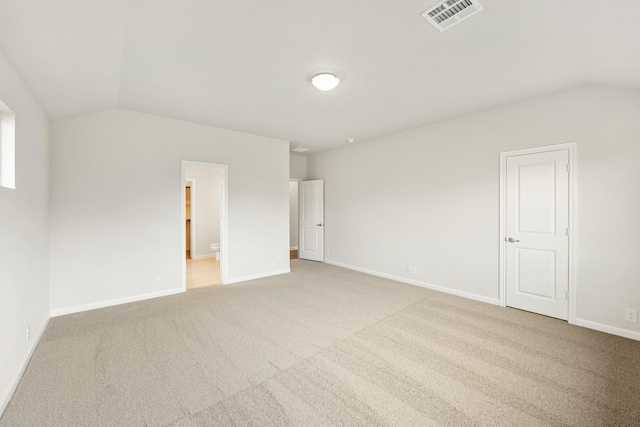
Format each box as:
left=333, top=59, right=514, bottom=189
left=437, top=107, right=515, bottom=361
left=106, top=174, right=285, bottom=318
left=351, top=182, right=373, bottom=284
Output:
left=210, top=243, right=221, bottom=261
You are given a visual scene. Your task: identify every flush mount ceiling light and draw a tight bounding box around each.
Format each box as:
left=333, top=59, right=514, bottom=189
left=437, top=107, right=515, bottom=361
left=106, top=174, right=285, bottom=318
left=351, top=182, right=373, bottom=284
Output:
left=291, top=147, right=310, bottom=153
left=311, top=73, right=340, bottom=91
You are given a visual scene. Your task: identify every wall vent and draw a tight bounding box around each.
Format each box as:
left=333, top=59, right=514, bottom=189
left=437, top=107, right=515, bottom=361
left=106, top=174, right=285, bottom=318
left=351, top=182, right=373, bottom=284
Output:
left=421, top=0, right=483, bottom=32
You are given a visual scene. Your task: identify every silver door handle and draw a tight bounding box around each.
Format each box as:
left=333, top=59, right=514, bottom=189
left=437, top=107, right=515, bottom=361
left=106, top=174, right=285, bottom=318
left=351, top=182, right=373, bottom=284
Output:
left=506, top=237, right=519, bottom=243
left=316, top=224, right=323, bottom=227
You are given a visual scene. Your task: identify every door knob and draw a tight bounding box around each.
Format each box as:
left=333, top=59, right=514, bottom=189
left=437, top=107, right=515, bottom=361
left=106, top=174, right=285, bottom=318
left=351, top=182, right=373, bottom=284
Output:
left=316, top=224, right=323, bottom=227
left=506, top=237, right=520, bottom=243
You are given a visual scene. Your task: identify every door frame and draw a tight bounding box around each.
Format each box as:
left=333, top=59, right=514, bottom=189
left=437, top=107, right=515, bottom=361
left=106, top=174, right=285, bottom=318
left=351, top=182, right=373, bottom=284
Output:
left=185, top=179, right=196, bottom=257
left=181, top=160, right=229, bottom=289
left=499, top=142, right=577, bottom=324
left=290, top=178, right=302, bottom=253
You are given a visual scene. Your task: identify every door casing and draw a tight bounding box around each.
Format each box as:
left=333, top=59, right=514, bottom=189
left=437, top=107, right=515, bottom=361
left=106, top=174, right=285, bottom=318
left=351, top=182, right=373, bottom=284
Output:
left=499, top=142, right=577, bottom=324
left=290, top=178, right=302, bottom=253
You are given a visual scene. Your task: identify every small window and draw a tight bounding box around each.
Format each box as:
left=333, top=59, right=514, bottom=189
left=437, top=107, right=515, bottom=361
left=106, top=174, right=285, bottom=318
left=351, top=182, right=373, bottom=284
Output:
left=0, top=100, right=16, bottom=189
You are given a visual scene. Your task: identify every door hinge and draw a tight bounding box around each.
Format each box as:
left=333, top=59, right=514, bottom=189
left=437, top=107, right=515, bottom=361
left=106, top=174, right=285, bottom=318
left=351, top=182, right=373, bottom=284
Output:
left=565, top=227, right=569, bottom=236
left=566, top=163, right=570, bottom=173
left=565, top=290, right=569, bottom=300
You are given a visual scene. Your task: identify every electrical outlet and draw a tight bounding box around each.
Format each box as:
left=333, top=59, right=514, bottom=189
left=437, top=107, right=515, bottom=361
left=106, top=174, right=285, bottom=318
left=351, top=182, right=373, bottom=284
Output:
left=412, top=267, right=418, bottom=276
left=406, top=266, right=412, bottom=274
left=625, top=309, right=638, bottom=323
left=26, top=326, right=30, bottom=342
left=406, top=266, right=417, bottom=275
left=155, top=276, right=162, bottom=287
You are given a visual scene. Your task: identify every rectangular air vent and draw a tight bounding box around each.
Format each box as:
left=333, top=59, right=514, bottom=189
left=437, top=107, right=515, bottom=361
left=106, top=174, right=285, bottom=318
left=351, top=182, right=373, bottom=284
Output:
left=291, top=147, right=310, bottom=153
left=421, top=0, right=483, bottom=32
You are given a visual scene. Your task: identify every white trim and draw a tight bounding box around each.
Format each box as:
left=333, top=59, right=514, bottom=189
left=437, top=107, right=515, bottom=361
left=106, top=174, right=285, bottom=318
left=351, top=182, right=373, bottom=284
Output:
left=182, top=161, right=229, bottom=289
left=289, top=180, right=300, bottom=256
left=0, top=103, right=16, bottom=190
left=325, top=259, right=500, bottom=306
left=225, top=269, right=291, bottom=284
left=568, top=144, right=578, bottom=325
left=1, top=316, right=50, bottom=417
left=499, top=142, right=577, bottom=323
left=220, top=167, right=229, bottom=284
left=191, top=254, right=216, bottom=260
left=575, top=318, right=640, bottom=342
left=50, top=288, right=182, bottom=317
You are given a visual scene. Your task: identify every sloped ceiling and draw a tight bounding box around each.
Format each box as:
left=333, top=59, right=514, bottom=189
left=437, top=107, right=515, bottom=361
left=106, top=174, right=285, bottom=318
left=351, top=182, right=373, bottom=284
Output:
left=1, top=0, right=639, bottom=152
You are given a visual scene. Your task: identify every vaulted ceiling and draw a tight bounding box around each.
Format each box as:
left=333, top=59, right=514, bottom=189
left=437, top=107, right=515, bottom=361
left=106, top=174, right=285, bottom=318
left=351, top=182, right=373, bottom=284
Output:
left=1, top=0, right=639, bottom=153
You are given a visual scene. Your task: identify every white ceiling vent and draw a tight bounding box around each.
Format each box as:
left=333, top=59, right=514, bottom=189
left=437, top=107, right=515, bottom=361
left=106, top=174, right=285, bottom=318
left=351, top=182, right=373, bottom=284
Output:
left=421, top=0, right=483, bottom=32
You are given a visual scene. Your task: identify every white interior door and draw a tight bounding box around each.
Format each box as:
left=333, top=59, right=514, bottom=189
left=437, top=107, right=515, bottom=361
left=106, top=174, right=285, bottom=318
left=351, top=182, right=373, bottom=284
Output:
left=505, top=149, right=569, bottom=320
left=299, top=180, right=324, bottom=262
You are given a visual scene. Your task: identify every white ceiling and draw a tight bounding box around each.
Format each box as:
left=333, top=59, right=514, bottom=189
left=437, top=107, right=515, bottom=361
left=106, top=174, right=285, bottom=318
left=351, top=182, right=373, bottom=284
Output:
left=1, top=0, right=639, bottom=153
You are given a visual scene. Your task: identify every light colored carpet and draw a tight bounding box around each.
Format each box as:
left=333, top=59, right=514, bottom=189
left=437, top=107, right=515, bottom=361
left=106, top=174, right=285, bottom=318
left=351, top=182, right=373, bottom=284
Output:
left=1, top=260, right=639, bottom=426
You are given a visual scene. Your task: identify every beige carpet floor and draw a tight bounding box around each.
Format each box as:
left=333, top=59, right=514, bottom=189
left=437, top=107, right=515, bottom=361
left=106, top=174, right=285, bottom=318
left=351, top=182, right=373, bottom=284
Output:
left=1, top=260, right=639, bottom=426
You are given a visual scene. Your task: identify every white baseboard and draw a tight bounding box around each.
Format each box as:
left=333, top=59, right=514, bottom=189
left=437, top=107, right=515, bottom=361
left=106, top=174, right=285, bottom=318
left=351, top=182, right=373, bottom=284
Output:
left=191, top=254, right=216, bottom=260
left=324, top=259, right=500, bottom=306
left=50, top=288, right=183, bottom=317
left=575, top=318, right=640, bottom=342
left=225, top=268, right=291, bottom=284
left=290, top=246, right=298, bottom=250
left=325, top=260, right=639, bottom=342
left=1, top=315, right=50, bottom=417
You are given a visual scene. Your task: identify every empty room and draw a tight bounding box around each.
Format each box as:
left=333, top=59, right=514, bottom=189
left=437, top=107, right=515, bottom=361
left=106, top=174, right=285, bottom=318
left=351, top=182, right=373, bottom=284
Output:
left=1, top=1, right=639, bottom=426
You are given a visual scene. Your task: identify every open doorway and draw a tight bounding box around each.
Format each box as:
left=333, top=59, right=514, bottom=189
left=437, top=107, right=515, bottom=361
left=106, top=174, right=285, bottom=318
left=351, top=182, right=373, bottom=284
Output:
left=289, top=180, right=300, bottom=260
left=185, top=176, right=220, bottom=289
left=181, top=161, right=228, bottom=290
left=185, top=179, right=194, bottom=259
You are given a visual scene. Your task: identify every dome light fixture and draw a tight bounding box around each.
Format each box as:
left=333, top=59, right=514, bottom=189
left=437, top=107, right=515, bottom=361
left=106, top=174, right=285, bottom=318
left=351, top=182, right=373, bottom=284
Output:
left=311, top=73, right=340, bottom=91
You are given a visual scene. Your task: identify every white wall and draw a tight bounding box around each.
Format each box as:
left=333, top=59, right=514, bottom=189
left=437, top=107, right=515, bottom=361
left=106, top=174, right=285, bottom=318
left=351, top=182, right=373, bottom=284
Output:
left=185, top=165, right=221, bottom=257
left=308, top=85, right=640, bottom=339
left=0, top=51, right=50, bottom=414
left=290, top=153, right=307, bottom=180
left=49, top=109, right=290, bottom=313
left=289, top=181, right=298, bottom=249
